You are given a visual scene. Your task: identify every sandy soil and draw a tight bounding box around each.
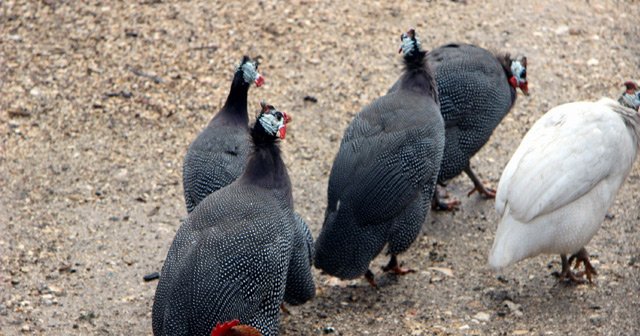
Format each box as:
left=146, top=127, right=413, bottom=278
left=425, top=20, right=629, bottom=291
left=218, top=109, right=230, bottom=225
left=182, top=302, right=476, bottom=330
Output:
left=1, top=0, right=639, bottom=335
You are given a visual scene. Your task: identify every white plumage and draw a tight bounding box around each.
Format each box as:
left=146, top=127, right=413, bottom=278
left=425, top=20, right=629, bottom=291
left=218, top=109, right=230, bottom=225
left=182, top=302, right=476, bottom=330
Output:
left=489, top=97, right=640, bottom=281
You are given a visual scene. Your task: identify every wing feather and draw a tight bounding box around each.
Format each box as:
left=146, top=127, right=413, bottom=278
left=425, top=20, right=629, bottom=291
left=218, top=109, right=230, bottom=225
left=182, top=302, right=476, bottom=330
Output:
left=500, top=102, right=628, bottom=222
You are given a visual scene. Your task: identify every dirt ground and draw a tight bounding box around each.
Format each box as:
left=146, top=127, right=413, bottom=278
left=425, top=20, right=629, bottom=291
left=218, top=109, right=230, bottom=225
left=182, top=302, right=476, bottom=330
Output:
left=1, top=0, right=639, bottom=335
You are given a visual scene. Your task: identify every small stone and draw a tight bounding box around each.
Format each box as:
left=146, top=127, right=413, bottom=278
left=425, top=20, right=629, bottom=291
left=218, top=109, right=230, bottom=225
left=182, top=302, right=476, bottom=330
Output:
left=503, top=300, right=523, bottom=316
left=473, top=312, right=491, bottom=322
left=589, top=314, right=604, bottom=326
left=587, top=58, right=599, bottom=66
left=30, top=87, right=42, bottom=97
left=11, top=278, right=20, bottom=285
left=555, top=25, right=569, bottom=35
left=323, top=326, right=335, bottom=334
left=569, top=28, right=582, bottom=35
left=512, top=330, right=529, bottom=335
left=21, top=324, right=30, bottom=332
left=48, top=285, right=66, bottom=296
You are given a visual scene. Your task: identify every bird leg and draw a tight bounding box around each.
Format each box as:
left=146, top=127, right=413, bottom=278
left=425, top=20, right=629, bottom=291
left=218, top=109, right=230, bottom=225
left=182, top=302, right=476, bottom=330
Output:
left=364, top=269, right=378, bottom=288
left=464, top=166, right=496, bottom=198
left=431, top=190, right=461, bottom=211
left=554, top=254, right=585, bottom=284
left=381, top=255, right=416, bottom=276
left=280, top=303, right=291, bottom=315
left=569, top=247, right=598, bottom=284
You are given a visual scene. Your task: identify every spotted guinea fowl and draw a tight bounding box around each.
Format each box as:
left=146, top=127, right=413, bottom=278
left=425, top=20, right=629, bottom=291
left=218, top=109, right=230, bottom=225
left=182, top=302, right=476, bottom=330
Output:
left=182, top=55, right=264, bottom=213
left=489, top=84, right=640, bottom=284
left=314, top=29, right=445, bottom=287
left=425, top=44, right=528, bottom=210
left=152, top=103, right=315, bottom=336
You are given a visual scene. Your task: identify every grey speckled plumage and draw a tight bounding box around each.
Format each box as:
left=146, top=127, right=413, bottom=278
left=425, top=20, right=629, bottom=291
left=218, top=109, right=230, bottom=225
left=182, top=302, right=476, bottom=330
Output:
left=314, top=30, right=445, bottom=281
left=427, top=43, right=519, bottom=184
left=153, top=108, right=314, bottom=336
left=182, top=56, right=261, bottom=213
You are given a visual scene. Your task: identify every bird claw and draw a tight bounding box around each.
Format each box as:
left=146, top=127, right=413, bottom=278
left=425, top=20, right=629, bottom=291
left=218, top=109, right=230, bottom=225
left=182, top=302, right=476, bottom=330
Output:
left=467, top=185, right=496, bottom=198
left=364, top=269, right=378, bottom=288
left=554, top=249, right=597, bottom=285
left=382, top=265, right=416, bottom=275
left=381, top=255, right=416, bottom=275
left=433, top=198, right=461, bottom=211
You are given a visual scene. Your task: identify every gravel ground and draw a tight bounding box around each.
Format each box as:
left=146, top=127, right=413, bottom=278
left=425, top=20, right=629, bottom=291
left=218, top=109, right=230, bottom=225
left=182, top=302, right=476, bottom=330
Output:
left=1, top=1, right=639, bottom=335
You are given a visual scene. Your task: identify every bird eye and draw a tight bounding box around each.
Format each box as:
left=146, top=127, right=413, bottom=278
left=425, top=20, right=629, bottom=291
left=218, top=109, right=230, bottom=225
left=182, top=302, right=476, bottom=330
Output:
left=520, top=69, right=526, bottom=79
left=275, top=112, right=283, bottom=120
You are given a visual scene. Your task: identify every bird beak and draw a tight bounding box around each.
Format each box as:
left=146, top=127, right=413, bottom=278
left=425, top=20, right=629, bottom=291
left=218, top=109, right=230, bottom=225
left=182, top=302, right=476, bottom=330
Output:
left=254, top=74, right=265, bottom=87
left=520, top=82, right=529, bottom=96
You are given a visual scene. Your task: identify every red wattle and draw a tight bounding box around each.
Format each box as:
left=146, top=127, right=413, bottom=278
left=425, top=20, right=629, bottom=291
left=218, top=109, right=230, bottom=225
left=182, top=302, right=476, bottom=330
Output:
left=255, top=75, right=265, bottom=87
left=508, top=76, right=518, bottom=89
left=278, top=126, right=287, bottom=140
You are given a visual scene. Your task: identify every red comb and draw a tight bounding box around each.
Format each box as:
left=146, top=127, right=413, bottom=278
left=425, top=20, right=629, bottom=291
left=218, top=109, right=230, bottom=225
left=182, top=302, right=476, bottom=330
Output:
left=211, top=320, right=240, bottom=336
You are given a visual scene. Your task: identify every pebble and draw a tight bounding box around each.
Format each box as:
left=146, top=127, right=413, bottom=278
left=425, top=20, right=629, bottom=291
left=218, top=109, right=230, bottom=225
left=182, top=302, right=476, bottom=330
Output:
left=323, top=326, right=336, bottom=334
left=587, top=58, right=599, bottom=66
left=473, top=312, right=491, bottom=322
left=503, top=300, right=523, bottom=317
left=21, top=324, right=31, bottom=332
left=554, top=25, right=569, bottom=35
left=48, top=285, right=66, bottom=296
left=589, top=314, right=604, bottom=327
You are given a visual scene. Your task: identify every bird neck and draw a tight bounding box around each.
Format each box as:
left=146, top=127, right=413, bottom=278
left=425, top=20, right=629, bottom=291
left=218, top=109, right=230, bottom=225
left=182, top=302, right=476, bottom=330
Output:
left=498, top=54, right=518, bottom=106
left=240, top=143, right=292, bottom=192
left=400, top=52, right=438, bottom=100
left=214, top=71, right=250, bottom=126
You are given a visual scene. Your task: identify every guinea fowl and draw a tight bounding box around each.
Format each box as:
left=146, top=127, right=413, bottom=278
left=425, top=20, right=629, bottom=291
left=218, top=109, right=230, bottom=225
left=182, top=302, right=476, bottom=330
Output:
left=152, top=103, right=315, bottom=336
left=489, top=85, right=640, bottom=284
left=183, top=55, right=264, bottom=213
left=425, top=44, right=528, bottom=210
left=314, top=29, right=445, bottom=287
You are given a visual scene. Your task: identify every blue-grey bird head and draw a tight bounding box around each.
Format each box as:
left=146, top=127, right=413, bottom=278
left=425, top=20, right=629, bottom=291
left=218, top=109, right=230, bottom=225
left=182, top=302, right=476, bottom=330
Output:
left=237, top=56, right=265, bottom=87
left=508, top=55, right=529, bottom=96
left=399, top=28, right=422, bottom=56
left=620, top=81, right=640, bottom=111
left=251, top=101, right=292, bottom=143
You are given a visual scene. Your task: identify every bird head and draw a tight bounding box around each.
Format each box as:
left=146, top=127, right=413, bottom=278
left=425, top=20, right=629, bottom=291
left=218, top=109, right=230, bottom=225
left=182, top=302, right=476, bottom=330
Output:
left=211, top=320, right=262, bottom=336
left=508, top=55, right=529, bottom=96
left=238, top=56, right=265, bottom=87
left=623, top=81, right=638, bottom=94
left=620, top=81, right=640, bottom=111
left=256, top=101, right=292, bottom=140
left=398, top=28, right=423, bottom=56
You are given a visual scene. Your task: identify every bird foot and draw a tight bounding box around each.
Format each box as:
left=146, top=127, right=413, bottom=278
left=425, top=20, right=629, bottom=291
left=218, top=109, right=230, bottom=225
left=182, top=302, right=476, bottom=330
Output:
left=382, top=264, right=416, bottom=275
left=364, top=269, right=378, bottom=288
left=432, top=198, right=461, bottom=211
left=381, top=255, right=416, bottom=276
left=553, top=269, right=588, bottom=285
left=571, top=250, right=598, bottom=284
left=467, top=184, right=496, bottom=198
left=554, top=249, right=597, bottom=285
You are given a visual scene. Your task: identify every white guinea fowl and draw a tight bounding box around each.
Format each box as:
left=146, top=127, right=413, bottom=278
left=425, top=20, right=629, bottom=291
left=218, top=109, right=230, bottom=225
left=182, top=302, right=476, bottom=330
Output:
left=489, top=85, right=640, bottom=284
